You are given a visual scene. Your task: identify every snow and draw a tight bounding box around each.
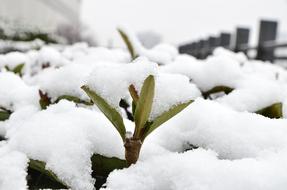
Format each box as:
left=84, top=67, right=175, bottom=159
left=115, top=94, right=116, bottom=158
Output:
left=161, top=48, right=287, bottom=111
left=34, top=46, right=70, bottom=68
left=217, top=76, right=286, bottom=112
left=145, top=98, right=287, bottom=159
left=28, top=64, right=91, bottom=101
left=161, top=50, right=244, bottom=92
left=5, top=100, right=125, bottom=190
left=62, top=44, right=130, bottom=64
left=86, top=57, right=201, bottom=120
left=105, top=148, right=287, bottom=190
left=241, top=59, right=287, bottom=82
left=0, top=51, right=28, bottom=70
left=213, top=47, right=248, bottom=64
left=2, top=34, right=287, bottom=190
left=0, top=39, right=44, bottom=53
left=149, top=73, right=201, bottom=120
left=86, top=57, right=158, bottom=111
left=75, top=47, right=130, bottom=64
left=104, top=98, right=287, bottom=190
left=0, top=72, right=39, bottom=111
left=0, top=143, right=28, bottom=190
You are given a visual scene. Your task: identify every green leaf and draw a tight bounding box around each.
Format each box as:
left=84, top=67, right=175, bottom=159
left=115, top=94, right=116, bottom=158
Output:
left=117, top=28, right=137, bottom=60
left=91, top=154, right=127, bottom=189
left=28, top=159, right=67, bottom=188
left=142, top=100, right=193, bottom=140
left=55, top=95, right=93, bottom=106
left=132, top=100, right=136, bottom=115
left=4, top=65, right=10, bottom=71
left=202, top=86, right=233, bottom=99
left=0, top=111, right=10, bottom=121
left=81, top=85, right=126, bottom=141
left=255, top=102, right=283, bottom=119
left=129, top=84, right=139, bottom=118
left=12, top=63, right=25, bottom=76
left=91, top=154, right=127, bottom=177
left=134, top=75, right=155, bottom=138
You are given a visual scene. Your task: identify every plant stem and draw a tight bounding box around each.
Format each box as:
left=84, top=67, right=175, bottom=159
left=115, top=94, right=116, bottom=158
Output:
left=124, top=137, right=142, bottom=166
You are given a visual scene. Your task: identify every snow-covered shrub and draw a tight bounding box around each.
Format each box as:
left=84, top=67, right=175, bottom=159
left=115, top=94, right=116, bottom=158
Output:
left=82, top=58, right=200, bottom=165
left=1, top=27, right=287, bottom=190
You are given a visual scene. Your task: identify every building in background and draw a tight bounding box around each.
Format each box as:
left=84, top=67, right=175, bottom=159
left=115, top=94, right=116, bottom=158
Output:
left=0, top=0, right=84, bottom=44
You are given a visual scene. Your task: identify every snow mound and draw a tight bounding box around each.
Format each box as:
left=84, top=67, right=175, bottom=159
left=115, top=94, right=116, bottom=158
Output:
left=105, top=148, right=287, bottom=190
left=0, top=72, right=39, bottom=111
left=150, top=73, right=201, bottom=120
left=86, top=57, right=158, bottom=111
left=62, top=43, right=129, bottom=64
left=147, top=98, right=287, bottom=159
left=217, top=76, right=286, bottom=111
left=5, top=100, right=125, bottom=190
left=0, top=144, right=28, bottom=190
left=0, top=51, right=28, bottom=70
left=213, top=47, right=248, bottom=64
left=2, top=36, right=287, bottom=190
left=86, top=57, right=201, bottom=120
left=28, top=64, right=92, bottom=100
left=36, top=46, right=69, bottom=67
left=161, top=52, right=244, bottom=91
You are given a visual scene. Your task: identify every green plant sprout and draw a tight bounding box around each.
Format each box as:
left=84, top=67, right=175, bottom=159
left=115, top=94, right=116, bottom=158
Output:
left=117, top=28, right=138, bottom=60
left=82, top=75, right=192, bottom=165
left=4, top=63, right=25, bottom=76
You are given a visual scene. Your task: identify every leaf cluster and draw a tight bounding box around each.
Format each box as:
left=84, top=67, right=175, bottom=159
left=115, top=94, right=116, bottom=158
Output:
left=82, top=75, right=192, bottom=142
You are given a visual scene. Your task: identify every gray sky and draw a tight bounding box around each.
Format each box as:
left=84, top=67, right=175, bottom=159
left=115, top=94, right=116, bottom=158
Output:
left=81, top=0, right=287, bottom=46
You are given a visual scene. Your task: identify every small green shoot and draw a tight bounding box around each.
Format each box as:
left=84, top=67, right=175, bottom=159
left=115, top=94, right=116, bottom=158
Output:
left=117, top=28, right=137, bottom=60
left=82, top=75, right=193, bottom=165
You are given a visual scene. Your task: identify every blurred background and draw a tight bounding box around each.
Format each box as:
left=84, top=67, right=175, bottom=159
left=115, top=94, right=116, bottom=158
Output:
left=82, top=0, right=287, bottom=46
left=0, top=0, right=286, bottom=61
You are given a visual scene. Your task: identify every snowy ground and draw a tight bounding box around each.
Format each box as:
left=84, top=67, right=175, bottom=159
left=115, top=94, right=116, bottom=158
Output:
left=1, top=30, right=287, bottom=190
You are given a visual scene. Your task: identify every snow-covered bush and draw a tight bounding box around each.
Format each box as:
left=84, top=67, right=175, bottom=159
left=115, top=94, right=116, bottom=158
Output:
left=82, top=59, right=199, bottom=165
left=1, top=27, right=287, bottom=190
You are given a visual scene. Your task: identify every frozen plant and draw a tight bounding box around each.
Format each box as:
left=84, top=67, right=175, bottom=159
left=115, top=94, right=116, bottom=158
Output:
left=82, top=75, right=192, bottom=166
